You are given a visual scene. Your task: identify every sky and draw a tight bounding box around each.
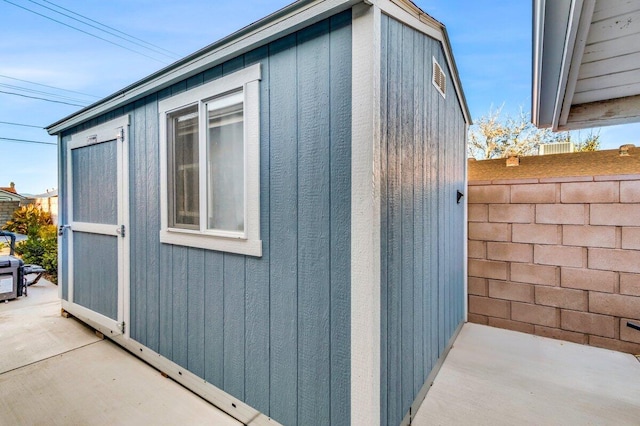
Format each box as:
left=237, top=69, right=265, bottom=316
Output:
left=1, top=0, right=638, bottom=194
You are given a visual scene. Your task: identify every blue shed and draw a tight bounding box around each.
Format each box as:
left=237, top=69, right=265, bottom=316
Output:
left=47, top=1, right=470, bottom=425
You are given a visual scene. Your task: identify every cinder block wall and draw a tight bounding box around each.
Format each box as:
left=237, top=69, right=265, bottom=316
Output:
left=0, top=201, right=20, bottom=227
left=467, top=175, right=640, bottom=354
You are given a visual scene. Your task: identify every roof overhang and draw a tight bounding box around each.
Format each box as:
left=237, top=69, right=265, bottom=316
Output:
left=47, top=0, right=471, bottom=135
left=532, top=0, right=640, bottom=131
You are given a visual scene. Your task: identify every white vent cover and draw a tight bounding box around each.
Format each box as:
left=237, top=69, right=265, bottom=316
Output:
left=432, top=57, right=446, bottom=98
left=538, top=142, right=575, bottom=155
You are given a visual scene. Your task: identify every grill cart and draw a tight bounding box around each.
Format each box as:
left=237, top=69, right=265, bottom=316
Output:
left=0, top=231, right=46, bottom=301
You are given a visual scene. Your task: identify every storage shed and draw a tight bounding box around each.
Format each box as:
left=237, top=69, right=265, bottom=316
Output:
left=47, top=1, right=470, bottom=425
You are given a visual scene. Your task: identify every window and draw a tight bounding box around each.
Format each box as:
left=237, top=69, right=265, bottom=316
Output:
left=159, top=64, right=262, bottom=256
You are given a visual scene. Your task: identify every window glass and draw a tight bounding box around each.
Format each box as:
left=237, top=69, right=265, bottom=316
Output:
left=168, top=105, right=199, bottom=228
left=207, top=92, right=244, bottom=232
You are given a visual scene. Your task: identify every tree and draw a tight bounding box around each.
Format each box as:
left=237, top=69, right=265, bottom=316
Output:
left=468, top=107, right=600, bottom=159
left=575, top=131, right=601, bottom=152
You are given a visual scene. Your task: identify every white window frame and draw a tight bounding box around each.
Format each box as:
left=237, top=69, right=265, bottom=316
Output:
left=159, top=63, right=262, bottom=257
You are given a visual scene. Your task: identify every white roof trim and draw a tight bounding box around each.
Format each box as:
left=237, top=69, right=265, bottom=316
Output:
left=47, top=0, right=359, bottom=134
left=554, top=0, right=596, bottom=130
left=47, top=0, right=471, bottom=134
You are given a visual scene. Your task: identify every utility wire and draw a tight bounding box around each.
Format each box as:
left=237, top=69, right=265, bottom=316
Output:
left=0, top=90, right=85, bottom=107
left=0, top=83, right=90, bottom=103
left=0, top=74, right=99, bottom=99
left=0, top=121, right=44, bottom=129
left=0, top=137, right=56, bottom=146
left=2, top=0, right=169, bottom=64
left=26, top=0, right=180, bottom=60
left=37, top=0, right=180, bottom=58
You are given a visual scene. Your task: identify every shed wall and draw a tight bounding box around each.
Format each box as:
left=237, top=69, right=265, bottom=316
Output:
left=59, top=11, right=352, bottom=426
left=379, top=15, right=466, bottom=426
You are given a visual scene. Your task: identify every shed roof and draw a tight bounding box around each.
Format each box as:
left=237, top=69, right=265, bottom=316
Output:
left=47, top=0, right=470, bottom=134
left=532, top=0, right=640, bottom=131
left=469, top=146, right=640, bottom=181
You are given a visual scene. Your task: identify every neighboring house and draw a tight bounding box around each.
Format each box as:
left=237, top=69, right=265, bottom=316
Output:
left=46, top=1, right=470, bottom=425
left=0, top=183, right=26, bottom=226
left=532, top=0, right=640, bottom=130
left=467, top=147, right=640, bottom=355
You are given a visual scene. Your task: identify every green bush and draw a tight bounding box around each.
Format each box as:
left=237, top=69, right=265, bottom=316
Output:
left=3, top=206, right=57, bottom=284
left=2, top=204, right=53, bottom=236
left=14, top=224, right=58, bottom=283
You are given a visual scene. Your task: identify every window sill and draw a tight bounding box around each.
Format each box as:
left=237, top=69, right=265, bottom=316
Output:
left=159, top=229, right=262, bottom=257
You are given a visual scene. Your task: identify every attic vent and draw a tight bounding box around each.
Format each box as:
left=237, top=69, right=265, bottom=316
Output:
left=432, top=57, right=446, bottom=98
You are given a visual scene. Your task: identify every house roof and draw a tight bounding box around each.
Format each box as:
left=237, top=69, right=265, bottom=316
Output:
left=532, top=0, right=640, bottom=131
left=0, top=186, right=16, bottom=194
left=469, top=146, right=640, bottom=182
left=46, top=0, right=470, bottom=135
left=0, top=188, right=26, bottom=201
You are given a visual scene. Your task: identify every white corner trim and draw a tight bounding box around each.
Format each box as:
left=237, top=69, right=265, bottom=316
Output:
left=463, top=123, right=469, bottom=322
left=351, top=3, right=382, bottom=425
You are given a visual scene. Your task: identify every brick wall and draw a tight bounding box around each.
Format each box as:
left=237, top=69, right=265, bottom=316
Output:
left=0, top=201, right=20, bottom=226
left=468, top=175, right=640, bottom=354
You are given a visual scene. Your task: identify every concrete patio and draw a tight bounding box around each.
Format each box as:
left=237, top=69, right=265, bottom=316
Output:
left=0, top=279, right=239, bottom=425
left=1, top=279, right=639, bottom=425
left=414, top=322, right=640, bottom=425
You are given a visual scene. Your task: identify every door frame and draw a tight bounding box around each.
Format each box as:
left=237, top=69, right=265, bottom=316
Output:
left=64, top=115, right=130, bottom=338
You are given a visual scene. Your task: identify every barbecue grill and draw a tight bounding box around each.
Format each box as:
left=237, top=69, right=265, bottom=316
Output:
left=0, top=230, right=46, bottom=301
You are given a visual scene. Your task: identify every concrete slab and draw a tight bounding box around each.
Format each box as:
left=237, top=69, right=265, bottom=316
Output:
left=0, top=340, right=241, bottom=425
left=0, top=281, right=99, bottom=374
left=414, top=323, right=640, bottom=426
left=0, top=279, right=240, bottom=425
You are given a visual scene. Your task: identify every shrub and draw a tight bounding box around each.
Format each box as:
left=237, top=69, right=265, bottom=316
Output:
left=14, top=224, right=58, bottom=283
left=2, top=204, right=53, bottom=236
left=3, top=205, right=57, bottom=283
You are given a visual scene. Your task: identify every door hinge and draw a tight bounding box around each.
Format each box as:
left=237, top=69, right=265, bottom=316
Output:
left=119, top=321, right=126, bottom=333
left=117, top=128, right=124, bottom=142
left=116, top=224, right=126, bottom=238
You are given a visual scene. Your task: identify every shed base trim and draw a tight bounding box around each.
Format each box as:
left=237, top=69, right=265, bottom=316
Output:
left=400, top=320, right=464, bottom=426
left=60, top=301, right=279, bottom=426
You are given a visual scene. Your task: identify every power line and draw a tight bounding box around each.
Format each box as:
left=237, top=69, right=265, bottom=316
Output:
left=0, top=90, right=85, bottom=107
left=0, top=121, right=44, bottom=129
left=0, top=83, right=90, bottom=103
left=0, top=137, right=56, bottom=146
left=0, top=74, right=99, bottom=99
left=26, top=0, right=180, bottom=60
left=2, top=0, right=169, bottom=64
left=37, top=0, right=180, bottom=58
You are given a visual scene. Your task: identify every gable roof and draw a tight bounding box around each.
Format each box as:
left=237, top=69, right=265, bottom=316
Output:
left=0, top=188, right=26, bottom=201
left=469, top=146, right=639, bottom=181
left=47, top=0, right=470, bottom=135
left=532, top=0, right=640, bottom=131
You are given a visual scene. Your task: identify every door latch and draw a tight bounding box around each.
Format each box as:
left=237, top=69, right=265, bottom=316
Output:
left=116, top=225, right=126, bottom=238
left=58, top=225, right=71, bottom=236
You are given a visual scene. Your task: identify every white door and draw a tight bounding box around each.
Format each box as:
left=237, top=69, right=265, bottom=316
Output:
left=65, top=115, right=130, bottom=336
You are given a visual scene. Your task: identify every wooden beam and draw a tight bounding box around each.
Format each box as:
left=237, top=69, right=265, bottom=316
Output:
left=560, top=94, right=640, bottom=130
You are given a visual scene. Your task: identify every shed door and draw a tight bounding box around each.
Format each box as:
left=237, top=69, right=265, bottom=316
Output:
left=66, top=116, right=130, bottom=336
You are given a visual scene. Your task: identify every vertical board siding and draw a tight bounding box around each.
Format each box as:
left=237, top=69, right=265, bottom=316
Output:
left=379, top=15, right=467, bottom=426
left=59, top=11, right=352, bottom=426
left=72, top=233, right=118, bottom=319
left=297, top=19, right=331, bottom=424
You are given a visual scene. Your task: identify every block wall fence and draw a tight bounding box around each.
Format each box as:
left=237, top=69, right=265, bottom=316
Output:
left=467, top=174, right=640, bottom=354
